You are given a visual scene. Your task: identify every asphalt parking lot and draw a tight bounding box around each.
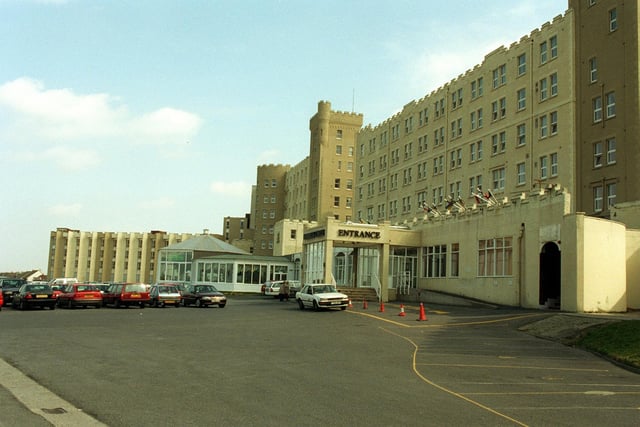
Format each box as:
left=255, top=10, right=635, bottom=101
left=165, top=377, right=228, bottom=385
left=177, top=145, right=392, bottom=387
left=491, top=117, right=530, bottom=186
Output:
left=1, top=296, right=639, bottom=426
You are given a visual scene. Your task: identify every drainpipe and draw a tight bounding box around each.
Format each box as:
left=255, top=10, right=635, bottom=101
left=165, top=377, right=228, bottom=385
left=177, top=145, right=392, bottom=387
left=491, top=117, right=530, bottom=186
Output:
left=518, top=222, right=525, bottom=307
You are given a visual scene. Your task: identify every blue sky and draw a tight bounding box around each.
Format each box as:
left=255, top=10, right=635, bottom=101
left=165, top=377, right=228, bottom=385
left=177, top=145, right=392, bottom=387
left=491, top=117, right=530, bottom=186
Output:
left=0, top=0, right=567, bottom=271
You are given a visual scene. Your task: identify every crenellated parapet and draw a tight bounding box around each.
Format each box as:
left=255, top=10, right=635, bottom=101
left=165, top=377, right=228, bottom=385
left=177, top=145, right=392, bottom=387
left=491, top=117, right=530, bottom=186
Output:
left=401, top=186, right=571, bottom=228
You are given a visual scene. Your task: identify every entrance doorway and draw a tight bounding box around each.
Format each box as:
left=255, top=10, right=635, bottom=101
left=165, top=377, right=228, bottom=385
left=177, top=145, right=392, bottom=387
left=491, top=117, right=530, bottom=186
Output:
left=539, top=242, right=561, bottom=308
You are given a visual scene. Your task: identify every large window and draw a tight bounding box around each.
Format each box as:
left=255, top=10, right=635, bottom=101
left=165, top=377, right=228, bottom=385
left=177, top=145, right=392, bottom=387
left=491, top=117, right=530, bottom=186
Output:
left=423, top=245, right=447, bottom=278
left=478, top=237, right=512, bottom=276
left=158, top=250, right=193, bottom=282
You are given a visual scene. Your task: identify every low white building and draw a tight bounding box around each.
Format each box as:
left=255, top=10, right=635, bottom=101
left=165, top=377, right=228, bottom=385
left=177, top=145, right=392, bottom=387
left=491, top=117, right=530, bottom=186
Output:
left=274, top=189, right=639, bottom=313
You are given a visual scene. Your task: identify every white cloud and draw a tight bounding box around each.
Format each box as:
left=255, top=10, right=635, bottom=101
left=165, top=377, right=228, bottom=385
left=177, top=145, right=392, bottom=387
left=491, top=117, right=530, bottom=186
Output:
left=44, top=146, right=101, bottom=171
left=0, top=77, right=202, bottom=145
left=131, top=108, right=202, bottom=144
left=210, top=181, right=252, bottom=197
left=48, top=203, right=82, bottom=216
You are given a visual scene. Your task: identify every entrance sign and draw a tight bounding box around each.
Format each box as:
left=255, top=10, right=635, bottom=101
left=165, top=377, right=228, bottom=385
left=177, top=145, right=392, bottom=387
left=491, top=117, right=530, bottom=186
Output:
left=337, top=229, right=381, bottom=239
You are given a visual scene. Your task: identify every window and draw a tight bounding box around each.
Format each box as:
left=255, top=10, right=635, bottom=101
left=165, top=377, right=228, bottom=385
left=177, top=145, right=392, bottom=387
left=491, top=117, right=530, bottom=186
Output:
left=491, top=100, right=498, bottom=121
left=334, top=178, right=340, bottom=189
left=336, top=129, right=343, bottom=139
left=594, top=185, right=603, bottom=212
left=336, top=145, right=342, bottom=155
left=606, top=92, right=616, bottom=118
left=450, top=243, right=459, bottom=277
left=589, top=57, right=597, bottom=83
left=550, top=73, right=558, bottom=96
left=492, top=167, right=505, bottom=191
left=517, top=88, right=526, bottom=110
left=550, top=35, right=558, bottom=59
left=517, top=124, right=526, bottom=146
left=405, top=116, right=413, bottom=133
left=550, top=111, right=558, bottom=135
left=492, top=64, right=506, bottom=88
left=499, top=131, right=506, bottom=152
left=593, top=96, right=602, bottom=123
left=609, top=8, right=618, bottom=32
left=540, top=156, right=548, bottom=179
left=517, top=53, right=526, bottom=75
left=539, top=115, right=548, bottom=138
left=271, top=179, right=277, bottom=187
left=607, top=183, right=616, bottom=208
left=346, top=197, right=352, bottom=208
left=539, top=78, right=548, bottom=101
left=471, top=77, right=484, bottom=99
left=550, top=152, right=558, bottom=177
left=606, top=137, right=616, bottom=164
left=594, top=141, right=603, bottom=167
left=517, top=162, right=526, bottom=185
left=419, top=107, right=429, bottom=126
left=500, top=97, right=506, bottom=118
left=478, top=237, right=512, bottom=277
left=333, top=196, right=340, bottom=207
left=424, top=245, right=447, bottom=278
left=540, top=41, right=548, bottom=64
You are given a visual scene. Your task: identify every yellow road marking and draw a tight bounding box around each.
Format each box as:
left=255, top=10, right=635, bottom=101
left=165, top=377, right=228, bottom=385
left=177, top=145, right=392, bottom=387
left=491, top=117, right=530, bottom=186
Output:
left=380, top=327, right=529, bottom=427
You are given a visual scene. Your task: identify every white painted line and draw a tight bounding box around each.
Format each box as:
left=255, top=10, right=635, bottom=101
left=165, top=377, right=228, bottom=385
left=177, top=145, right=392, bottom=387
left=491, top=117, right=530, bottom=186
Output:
left=0, top=358, right=106, bottom=426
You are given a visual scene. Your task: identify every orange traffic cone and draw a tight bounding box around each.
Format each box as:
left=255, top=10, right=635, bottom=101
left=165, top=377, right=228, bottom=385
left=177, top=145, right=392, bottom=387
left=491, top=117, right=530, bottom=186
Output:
left=417, top=302, right=427, bottom=321
left=379, top=300, right=385, bottom=312
left=398, top=304, right=406, bottom=317
left=362, top=298, right=368, bottom=309
left=348, top=298, right=353, bottom=308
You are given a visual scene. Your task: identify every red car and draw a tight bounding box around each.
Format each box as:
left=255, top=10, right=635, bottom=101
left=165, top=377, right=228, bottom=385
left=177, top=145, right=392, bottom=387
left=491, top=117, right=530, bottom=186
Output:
left=0, top=291, right=3, bottom=310
left=102, top=283, right=150, bottom=308
left=57, top=284, right=103, bottom=309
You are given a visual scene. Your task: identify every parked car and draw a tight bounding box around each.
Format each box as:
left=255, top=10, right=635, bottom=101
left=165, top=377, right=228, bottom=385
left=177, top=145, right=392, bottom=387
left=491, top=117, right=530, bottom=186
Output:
left=1, top=278, right=27, bottom=306
left=181, top=284, right=226, bottom=308
left=48, top=277, right=78, bottom=287
left=102, top=283, right=150, bottom=308
left=93, top=283, right=110, bottom=294
left=57, top=284, right=103, bottom=309
left=295, top=284, right=349, bottom=311
left=149, top=284, right=182, bottom=307
left=0, top=290, right=3, bottom=310
left=11, top=283, right=56, bottom=310
left=287, top=280, right=301, bottom=297
left=264, top=281, right=282, bottom=297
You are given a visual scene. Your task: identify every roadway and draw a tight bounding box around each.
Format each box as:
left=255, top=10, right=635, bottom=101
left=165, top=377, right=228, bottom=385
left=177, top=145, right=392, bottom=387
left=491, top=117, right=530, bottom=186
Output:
left=0, top=296, right=638, bottom=426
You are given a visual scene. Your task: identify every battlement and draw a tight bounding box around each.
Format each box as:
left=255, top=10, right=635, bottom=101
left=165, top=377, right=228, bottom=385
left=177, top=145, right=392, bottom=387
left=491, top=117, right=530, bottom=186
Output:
left=361, top=9, right=572, bottom=131
left=399, top=186, right=571, bottom=228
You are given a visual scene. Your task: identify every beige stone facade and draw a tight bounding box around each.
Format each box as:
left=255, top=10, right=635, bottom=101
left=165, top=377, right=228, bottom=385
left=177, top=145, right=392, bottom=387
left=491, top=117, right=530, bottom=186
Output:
left=47, top=228, right=196, bottom=283
left=250, top=164, right=290, bottom=255
left=571, top=0, right=640, bottom=215
left=357, top=11, right=576, bottom=225
left=222, top=215, right=254, bottom=254
left=307, top=101, right=363, bottom=222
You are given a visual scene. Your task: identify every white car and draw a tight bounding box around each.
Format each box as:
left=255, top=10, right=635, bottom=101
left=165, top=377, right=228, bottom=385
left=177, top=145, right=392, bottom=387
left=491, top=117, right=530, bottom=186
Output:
left=295, top=284, right=349, bottom=311
left=264, top=281, right=282, bottom=297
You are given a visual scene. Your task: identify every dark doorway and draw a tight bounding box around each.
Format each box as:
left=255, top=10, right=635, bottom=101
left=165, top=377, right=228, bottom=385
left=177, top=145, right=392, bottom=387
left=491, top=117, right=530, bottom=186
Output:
left=539, top=242, right=561, bottom=308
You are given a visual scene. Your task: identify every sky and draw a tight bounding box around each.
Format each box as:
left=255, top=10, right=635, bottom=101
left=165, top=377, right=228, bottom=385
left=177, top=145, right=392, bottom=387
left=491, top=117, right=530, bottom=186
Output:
left=0, top=0, right=568, bottom=272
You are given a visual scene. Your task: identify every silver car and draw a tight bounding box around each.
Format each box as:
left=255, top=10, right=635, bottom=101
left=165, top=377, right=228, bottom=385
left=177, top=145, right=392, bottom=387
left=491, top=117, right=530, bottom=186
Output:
left=149, top=284, right=182, bottom=307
